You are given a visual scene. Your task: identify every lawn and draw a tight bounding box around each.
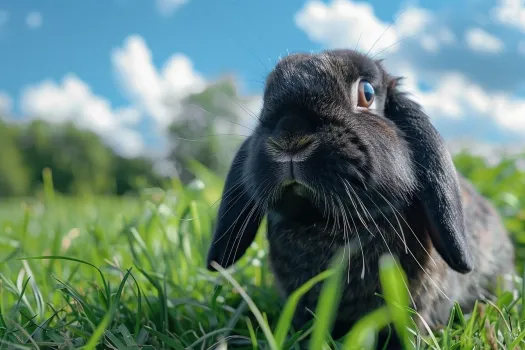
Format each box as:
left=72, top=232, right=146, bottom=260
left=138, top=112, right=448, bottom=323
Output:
left=0, top=154, right=524, bottom=350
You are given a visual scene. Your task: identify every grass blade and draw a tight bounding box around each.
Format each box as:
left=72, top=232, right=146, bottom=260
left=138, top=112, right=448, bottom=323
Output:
left=309, top=249, right=346, bottom=350
left=83, top=269, right=132, bottom=350
left=378, top=254, right=414, bottom=350
left=274, top=269, right=335, bottom=347
left=210, top=261, right=279, bottom=350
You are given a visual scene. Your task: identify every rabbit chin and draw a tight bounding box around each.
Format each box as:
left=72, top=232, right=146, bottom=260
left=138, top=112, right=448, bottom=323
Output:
left=268, top=182, right=323, bottom=222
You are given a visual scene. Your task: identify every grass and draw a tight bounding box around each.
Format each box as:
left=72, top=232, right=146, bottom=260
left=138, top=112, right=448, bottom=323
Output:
left=0, top=154, right=524, bottom=349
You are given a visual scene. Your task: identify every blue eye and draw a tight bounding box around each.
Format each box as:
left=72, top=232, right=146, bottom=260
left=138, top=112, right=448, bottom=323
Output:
left=358, top=80, right=375, bottom=107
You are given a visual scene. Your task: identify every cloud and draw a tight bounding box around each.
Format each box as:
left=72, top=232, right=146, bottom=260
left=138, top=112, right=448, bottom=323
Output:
left=406, top=70, right=525, bottom=134
left=294, top=0, right=525, bottom=147
left=156, top=0, right=188, bottom=16
left=15, top=34, right=259, bottom=162
left=294, top=0, right=453, bottom=55
left=20, top=75, right=144, bottom=157
left=464, top=27, right=504, bottom=53
left=111, top=35, right=206, bottom=131
left=26, top=11, right=42, bottom=29
left=491, top=0, right=525, bottom=33
left=297, top=0, right=525, bottom=95
left=0, top=91, right=12, bottom=115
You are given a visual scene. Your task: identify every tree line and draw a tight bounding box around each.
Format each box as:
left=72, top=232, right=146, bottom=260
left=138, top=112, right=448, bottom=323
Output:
left=0, top=77, right=250, bottom=197
left=0, top=118, right=168, bottom=197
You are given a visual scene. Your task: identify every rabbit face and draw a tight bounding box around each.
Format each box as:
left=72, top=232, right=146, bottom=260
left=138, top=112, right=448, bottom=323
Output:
left=207, top=49, right=473, bottom=275
left=245, top=50, right=417, bottom=221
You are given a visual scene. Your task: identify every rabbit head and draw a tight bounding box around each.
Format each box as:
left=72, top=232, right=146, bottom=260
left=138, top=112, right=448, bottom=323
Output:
left=206, top=49, right=473, bottom=274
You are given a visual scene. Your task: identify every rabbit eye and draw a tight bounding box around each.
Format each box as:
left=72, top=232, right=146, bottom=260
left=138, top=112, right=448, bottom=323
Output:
left=357, top=80, right=375, bottom=108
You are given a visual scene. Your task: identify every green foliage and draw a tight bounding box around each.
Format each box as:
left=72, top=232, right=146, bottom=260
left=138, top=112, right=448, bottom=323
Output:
left=454, top=150, right=525, bottom=274
left=167, top=77, right=250, bottom=183
left=0, top=151, right=523, bottom=349
left=0, top=120, right=30, bottom=196
left=0, top=119, right=166, bottom=197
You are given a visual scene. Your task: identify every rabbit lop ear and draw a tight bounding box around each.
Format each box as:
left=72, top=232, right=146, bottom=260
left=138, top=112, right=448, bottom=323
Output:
left=206, top=137, right=263, bottom=271
left=385, top=78, right=474, bottom=274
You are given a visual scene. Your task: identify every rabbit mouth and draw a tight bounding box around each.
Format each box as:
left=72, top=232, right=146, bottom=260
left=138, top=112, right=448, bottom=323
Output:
left=281, top=179, right=310, bottom=197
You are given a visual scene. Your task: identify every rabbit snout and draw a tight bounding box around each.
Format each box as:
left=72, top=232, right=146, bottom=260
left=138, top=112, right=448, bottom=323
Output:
left=266, top=115, right=318, bottom=162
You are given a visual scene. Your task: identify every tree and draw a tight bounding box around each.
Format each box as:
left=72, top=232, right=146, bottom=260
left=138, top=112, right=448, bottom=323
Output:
left=113, top=155, right=166, bottom=195
left=17, top=120, right=115, bottom=195
left=0, top=118, right=167, bottom=197
left=167, top=76, right=251, bottom=183
left=0, top=120, right=30, bottom=196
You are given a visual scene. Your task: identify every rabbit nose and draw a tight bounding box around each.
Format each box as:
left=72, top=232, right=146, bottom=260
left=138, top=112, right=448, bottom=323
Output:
left=268, top=136, right=315, bottom=155
left=274, top=115, right=312, bottom=137
left=267, top=115, right=318, bottom=162
left=267, top=135, right=318, bottom=167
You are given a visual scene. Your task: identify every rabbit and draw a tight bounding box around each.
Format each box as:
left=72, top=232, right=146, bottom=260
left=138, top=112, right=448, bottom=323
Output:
left=205, top=49, right=516, bottom=348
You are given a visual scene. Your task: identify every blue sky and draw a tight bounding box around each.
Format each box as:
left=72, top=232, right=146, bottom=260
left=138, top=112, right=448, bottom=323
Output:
left=0, top=0, right=524, bottom=159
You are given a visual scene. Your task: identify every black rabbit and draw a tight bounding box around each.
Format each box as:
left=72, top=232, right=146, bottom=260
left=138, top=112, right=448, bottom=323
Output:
left=205, top=49, right=516, bottom=348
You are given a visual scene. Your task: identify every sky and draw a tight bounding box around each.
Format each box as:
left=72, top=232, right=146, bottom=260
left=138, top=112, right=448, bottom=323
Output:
left=0, top=0, right=524, bottom=162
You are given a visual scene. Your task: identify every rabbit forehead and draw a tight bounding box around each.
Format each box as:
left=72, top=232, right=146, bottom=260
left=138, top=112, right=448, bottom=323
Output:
left=270, top=49, right=384, bottom=86
left=261, top=50, right=386, bottom=116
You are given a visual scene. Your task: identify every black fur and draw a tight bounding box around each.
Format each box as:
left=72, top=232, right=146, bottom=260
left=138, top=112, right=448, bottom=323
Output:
left=206, top=49, right=515, bottom=347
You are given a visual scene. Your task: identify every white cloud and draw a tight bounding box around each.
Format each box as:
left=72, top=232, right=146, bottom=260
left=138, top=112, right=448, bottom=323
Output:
left=26, top=11, right=42, bottom=29
left=15, top=34, right=258, bottom=160
left=111, top=35, right=206, bottom=130
left=420, top=28, right=456, bottom=52
left=295, top=0, right=398, bottom=53
left=396, top=67, right=525, bottom=134
left=20, top=75, right=144, bottom=157
left=491, top=0, right=525, bottom=33
left=294, top=0, right=525, bottom=143
left=294, top=0, right=453, bottom=55
left=464, top=27, right=504, bottom=53
left=156, top=0, right=188, bottom=16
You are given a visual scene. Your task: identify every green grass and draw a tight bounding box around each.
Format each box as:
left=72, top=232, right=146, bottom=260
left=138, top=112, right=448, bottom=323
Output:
left=0, top=155, right=524, bottom=349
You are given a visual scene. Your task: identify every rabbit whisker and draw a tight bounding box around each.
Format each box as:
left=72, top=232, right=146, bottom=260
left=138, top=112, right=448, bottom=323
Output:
left=365, top=10, right=404, bottom=58
left=342, top=198, right=368, bottom=280
left=332, top=196, right=340, bottom=237
left=370, top=33, right=418, bottom=59
left=232, top=99, right=263, bottom=125
left=322, top=187, right=329, bottom=219
left=354, top=32, right=362, bottom=52
left=172, top=133, right=250, bottom=143
left=369, top=186, right=438, bottom=268
left=339, top=176, right=374, bottom=238
left=335, top=194, right=353, bottom=283
left=351, top=184, right=401, bottom=246
left=351, top=181, right=451, bottom=304
left=229, top=186, right=270, bottom=267
left=316, top=183, right=338, bottom=249
left=344, top=179, right=418, bottom=310
left=342, top=180, right=382, bottom=278
left=187, top=103, right=258, bottom=133
left=210, top=184, right=256, bottom=254
left=218, top=180, right=270, bottom=267
left=186, top=172, right=255, bottom=223
left=337, top=179, right=367, bottom=278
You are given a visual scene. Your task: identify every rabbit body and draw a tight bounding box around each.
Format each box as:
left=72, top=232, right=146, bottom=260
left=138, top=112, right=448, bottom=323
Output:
left=267, top=175, right=515, bottom=339
left=205, top=49, right=516, bottom=345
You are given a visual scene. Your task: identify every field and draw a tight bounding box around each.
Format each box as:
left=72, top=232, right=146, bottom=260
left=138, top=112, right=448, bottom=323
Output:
left=1, top=154, right=525, bottom=350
